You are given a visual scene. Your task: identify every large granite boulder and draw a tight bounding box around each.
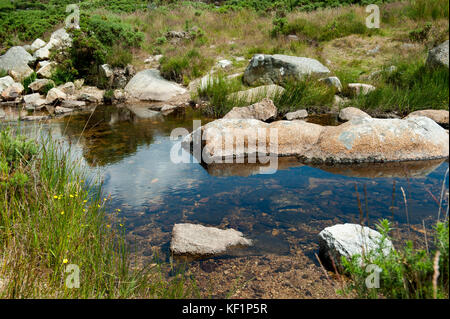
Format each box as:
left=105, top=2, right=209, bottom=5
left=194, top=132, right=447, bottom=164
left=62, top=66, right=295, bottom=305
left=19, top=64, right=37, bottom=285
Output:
left=183, top=116, right=449, bottom=164
left=125, top=69, right=186, bottom=102
left=1, top=83, right=24, bottom=101
left=318, top=223, right=394, bottom=270
left=243, top=54, right=330, bottom=86
left=170, top=223, right=252, bottom=256
left=426, top=40, right=449, bottom=69
left=0, top=46, right=34, bottom=72
left=223, top=98, right=277, bottom=121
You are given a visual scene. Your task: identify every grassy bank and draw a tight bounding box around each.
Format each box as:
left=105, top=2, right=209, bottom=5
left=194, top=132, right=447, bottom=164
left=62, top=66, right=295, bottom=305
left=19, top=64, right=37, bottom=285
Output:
left=0, top=127, right=195, bottom=298
left=342, top=219, right=449, bottom=298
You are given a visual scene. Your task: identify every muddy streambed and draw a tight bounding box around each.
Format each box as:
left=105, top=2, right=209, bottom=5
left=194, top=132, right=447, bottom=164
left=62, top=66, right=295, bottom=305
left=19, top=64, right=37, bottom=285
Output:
left=2, top=104, right=449, bottom=298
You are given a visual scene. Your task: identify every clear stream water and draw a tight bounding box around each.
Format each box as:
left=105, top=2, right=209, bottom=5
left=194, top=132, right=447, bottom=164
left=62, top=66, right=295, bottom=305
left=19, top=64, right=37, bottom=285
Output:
left=3, top=104, right=449, bottom=260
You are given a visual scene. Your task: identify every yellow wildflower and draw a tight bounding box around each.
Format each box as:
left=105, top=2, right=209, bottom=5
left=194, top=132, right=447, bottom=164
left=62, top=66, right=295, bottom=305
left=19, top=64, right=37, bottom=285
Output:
left=61, top=211, right=65, bottom=215
left=63, top=258, right=68, bottom=264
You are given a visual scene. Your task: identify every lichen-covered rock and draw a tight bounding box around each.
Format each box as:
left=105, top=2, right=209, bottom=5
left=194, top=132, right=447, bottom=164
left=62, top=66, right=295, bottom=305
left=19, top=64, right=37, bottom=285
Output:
left=320, top=76, right=342, bottom=92
left=46, top=88, right=67, bottom=104
left=1, top=83, right=24, bottom=101
left=36, top=62, right=58, bottom=78
left=28, top=79, right=55, bottom=93
left=318, top=223, right=394, bottom=270
left=426, top=40, right=449, bottom=69
left=57, top=82, right=75, bottom=95
left=243, top=54, right=330, bottom=86
left=0, top=76, right=15, bottom=94
left=405, top=109, right=449, bottom=127
left=347, top=83, right=376, bottom=96
left=30, top=39, right=46, bottom=52
left=55, top=106, right=74, bottom=115
left=8, top=64, right=34, bottom=82
left=24, top=96, right=48, bottom=111
left=223, top=98, right=277, bottom=121
left=170, top=223, right=252, bottom=256
left=183, top=116, right=449, bottom=164
left=76, top=86, right=104, bottom=104
left=0, top=46, right=34, bottom=76
left=125, top=69, right=186, bottom=102
left=339, top=107, right=371, bottom=121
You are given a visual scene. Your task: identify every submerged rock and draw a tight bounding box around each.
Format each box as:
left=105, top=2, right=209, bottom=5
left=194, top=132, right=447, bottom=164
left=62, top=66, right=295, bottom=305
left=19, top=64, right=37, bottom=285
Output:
left=23, top=93, right=47, bottom=110
left=125, top=69, right=186, bottom=102
left=338, top=107, right=371, bottom=122
left=223, top=98, right=277, bottom=121
left=318, top=223, right=394, bottom=270
left=127, top=105, right=163, bottom=120
left=243, top=54, right=330, bottom=86
left=170, top=223, right=252, bottom=256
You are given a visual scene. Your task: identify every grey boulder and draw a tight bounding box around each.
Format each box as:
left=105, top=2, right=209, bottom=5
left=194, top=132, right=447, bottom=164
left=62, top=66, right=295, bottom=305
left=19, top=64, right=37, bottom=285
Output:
left=170, top=223, right=252, bottom=256
left=318, top=223, right=394, bottom=269
left=243, top=54, right=330, bottom=86
left=125, top=69, right=186, bottom=102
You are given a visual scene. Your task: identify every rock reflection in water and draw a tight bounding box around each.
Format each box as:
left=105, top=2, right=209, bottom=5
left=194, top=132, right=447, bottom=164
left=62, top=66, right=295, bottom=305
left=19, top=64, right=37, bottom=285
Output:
left=205, top=157, right=446, bottom=178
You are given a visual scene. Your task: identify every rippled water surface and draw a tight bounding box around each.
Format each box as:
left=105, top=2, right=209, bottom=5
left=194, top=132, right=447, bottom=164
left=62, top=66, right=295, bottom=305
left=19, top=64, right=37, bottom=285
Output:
left=4, top=105, right=449, bottom=260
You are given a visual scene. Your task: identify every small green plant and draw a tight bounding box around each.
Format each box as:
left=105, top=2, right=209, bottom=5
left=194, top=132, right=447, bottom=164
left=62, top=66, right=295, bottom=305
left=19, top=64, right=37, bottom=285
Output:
left=350, top=57, right=449, bottom=114
left=0, top=68, right=7, bottom=77
left=22, top=72, right=37, bottom=94
left=274, top=77, right=336, bottom=115
left=106, top=45, right=133, bottom=68
left=342, top=219, right=449, bottom=299
left=160, top=49, right=213, bottom=84
left=409, top=22, right=433, bottom=42
left=156, top=36, right=167, bottom=45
